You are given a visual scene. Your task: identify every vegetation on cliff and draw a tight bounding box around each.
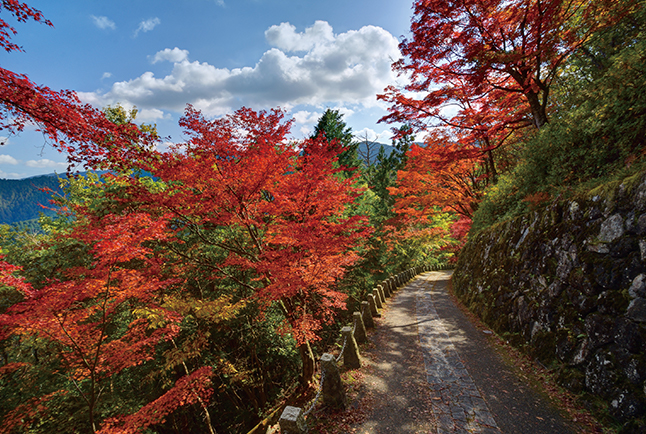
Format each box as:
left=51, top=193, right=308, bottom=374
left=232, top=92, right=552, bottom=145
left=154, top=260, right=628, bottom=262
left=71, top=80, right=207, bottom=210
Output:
left=472, top=2, right=646, bottom=232
left=380, top=0, right=645, bottom=239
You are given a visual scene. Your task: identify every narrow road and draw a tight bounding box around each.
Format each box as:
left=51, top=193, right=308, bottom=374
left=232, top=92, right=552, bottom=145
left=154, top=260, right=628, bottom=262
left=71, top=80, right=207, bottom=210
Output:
left=354, top=270, right=581, bottom=434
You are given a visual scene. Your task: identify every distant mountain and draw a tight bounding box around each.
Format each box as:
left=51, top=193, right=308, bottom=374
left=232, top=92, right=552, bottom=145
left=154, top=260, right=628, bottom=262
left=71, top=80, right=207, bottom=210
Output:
left=356, top=141, right=395, bottom=165
left=0, top=174, right=64, bottom=225
left=0, top=171, right=109, bottom=225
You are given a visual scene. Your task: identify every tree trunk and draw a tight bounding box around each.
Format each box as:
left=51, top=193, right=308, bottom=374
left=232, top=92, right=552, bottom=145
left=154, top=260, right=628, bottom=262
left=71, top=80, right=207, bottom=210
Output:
left=486, top=149, right=497, bottom=184
left=525, top=91, right=548, bottom=129
left=298, top=341, right=316, bottom=386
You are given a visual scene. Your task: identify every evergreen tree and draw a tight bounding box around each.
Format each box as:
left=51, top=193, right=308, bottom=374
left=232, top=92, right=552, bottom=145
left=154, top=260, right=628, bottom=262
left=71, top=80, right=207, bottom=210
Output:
left=310, top=109, right=362, bottom=177
left=369, top=125, right=414, bottom=222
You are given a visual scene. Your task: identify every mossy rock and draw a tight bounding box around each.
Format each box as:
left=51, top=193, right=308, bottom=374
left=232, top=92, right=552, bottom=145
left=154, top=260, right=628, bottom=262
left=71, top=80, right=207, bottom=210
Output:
left=529, top=329, right=557, bottom=365
left=556, top=366, right=586, bottom=393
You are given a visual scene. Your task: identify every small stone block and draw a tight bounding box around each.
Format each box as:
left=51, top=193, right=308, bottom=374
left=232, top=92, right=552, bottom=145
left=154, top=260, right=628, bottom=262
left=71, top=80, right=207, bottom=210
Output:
left=383, top=281, right=391, bottom=297
left=279, top=406, right=307, bottom=434
left=377, top=285, right=386, bottom=304
left=321, top=353, right=346, bottom=408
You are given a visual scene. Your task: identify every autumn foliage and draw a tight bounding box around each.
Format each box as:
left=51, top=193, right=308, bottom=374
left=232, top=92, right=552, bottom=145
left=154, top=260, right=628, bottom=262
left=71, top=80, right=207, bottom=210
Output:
left=0, top=3, right=373, bottom=431
left=2, top=0, right=641, bottom=431
left=379, top=0, right=638, bottom=242
left=0, top=101, right=371, bottom=431
left=380, top=0, right=635, bottom=132
left=124, top=105, right=372, bottom=345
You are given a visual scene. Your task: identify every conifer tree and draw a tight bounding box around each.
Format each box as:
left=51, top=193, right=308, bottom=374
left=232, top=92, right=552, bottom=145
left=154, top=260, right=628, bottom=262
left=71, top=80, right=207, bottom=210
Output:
left=311, top=109, right=362, bottom=177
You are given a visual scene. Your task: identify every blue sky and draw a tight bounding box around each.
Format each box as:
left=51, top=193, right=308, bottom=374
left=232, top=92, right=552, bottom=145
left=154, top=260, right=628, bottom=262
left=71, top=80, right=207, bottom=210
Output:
left=1, top=0, right=414, bottom=178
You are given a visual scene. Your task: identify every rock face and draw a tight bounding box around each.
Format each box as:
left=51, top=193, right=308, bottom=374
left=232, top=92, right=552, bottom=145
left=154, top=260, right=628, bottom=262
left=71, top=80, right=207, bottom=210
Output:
left=453, top=173, right=646, bottom=426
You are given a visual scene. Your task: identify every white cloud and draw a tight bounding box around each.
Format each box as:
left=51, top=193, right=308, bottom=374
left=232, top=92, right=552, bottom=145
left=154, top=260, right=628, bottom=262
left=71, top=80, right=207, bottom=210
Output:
left=292, top=110, right=322, bottom=126
left=91, top=15, right=116, bottom=30
left=337, top=107, right=355, bottom=119
left=83, top=22, right=402, bottom=118
left=354, top=128, right=395, bottom=144
left=215, top=0, right=225, bottom=6
left=292, top=110, right=323, bottom=136
left=134, top=17, right=160, bottom=37
left=0, top=154, right=19, bottom=165
left=152, top=48, right=189, bottom=64
left=102, top=72, right=112, bottom=80
left=0, top=170, right=25, bottom=179
left=137, top=108, right=171, bottom=122
left=265, top=21, right=334, bottom=52
left=25, top=159, right=68, bottom=170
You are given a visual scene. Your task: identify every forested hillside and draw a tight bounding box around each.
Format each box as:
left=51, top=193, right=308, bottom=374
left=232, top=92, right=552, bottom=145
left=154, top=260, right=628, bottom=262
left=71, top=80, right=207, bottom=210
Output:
left=0, top=175, right=62, bottom=224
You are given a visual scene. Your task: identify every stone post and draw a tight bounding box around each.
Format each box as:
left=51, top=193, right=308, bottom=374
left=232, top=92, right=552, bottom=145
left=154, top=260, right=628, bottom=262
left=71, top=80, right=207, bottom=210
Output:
left=376, top=285, right=386, bottom=305
left=380, top=282, right=388, bottom=298
left=341, top=326, right=361, bottom=369
left=380, top=283, right=390, bottom=299
left=361, top=301, right=375, bottom=327
left=279, top=406, right=307, bottom=434
left=352, top=311, right=367, bottom=343
left=321, top=353, right=346, bottom=408
left=372, top=288, right=383, bottom=309
left=388, top=277, right=396, bottom=293
left=367, top=294, right=381, bottom=317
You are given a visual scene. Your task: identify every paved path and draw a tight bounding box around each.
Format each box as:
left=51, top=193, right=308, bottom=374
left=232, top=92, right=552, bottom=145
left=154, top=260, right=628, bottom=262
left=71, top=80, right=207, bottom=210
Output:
left=354, top=270, right=581, bottom=434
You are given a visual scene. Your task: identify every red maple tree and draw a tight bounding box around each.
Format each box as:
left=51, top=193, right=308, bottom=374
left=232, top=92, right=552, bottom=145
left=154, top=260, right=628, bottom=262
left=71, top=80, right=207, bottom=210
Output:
left=380, top=0, right=634, bottom=132
left=389, top=131, right=484, bottom=220
left=379, top=0, right=636, bottom=240
left=0, top=212, right=201, bottom=433
left=116, top=105, right=372, bottom=385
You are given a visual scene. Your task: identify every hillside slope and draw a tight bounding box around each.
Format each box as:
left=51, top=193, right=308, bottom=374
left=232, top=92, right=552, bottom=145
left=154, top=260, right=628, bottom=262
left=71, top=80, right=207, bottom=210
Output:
left=0, top=175, right=64, bottom=224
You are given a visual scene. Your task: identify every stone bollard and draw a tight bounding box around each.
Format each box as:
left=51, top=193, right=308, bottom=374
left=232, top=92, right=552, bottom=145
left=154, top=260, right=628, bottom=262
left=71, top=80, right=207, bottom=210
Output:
left=388, top=277, right=396, bottom=293
left=279, top=406, right=307, bottom=434
left=380, top=282, right=388, bottom=298
left=376, top=285, right=386, bottom=305
left=341, top=326, right=361, bottom=369
left=352, top=311, right=367, bottom=343
left=372, top=288, right=383, bottom=309
left=321, top=353, right=346, bottom=408
left=367, top=294, right=381, bottom=317
left=361, top=301, right=375, bottom=328
left=380, top=283, right=390, bottom=299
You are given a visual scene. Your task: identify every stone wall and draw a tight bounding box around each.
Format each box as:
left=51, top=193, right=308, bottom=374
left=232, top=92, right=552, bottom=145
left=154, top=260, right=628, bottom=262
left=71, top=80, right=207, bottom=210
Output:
left=452, top=172, right=646, bottom=427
